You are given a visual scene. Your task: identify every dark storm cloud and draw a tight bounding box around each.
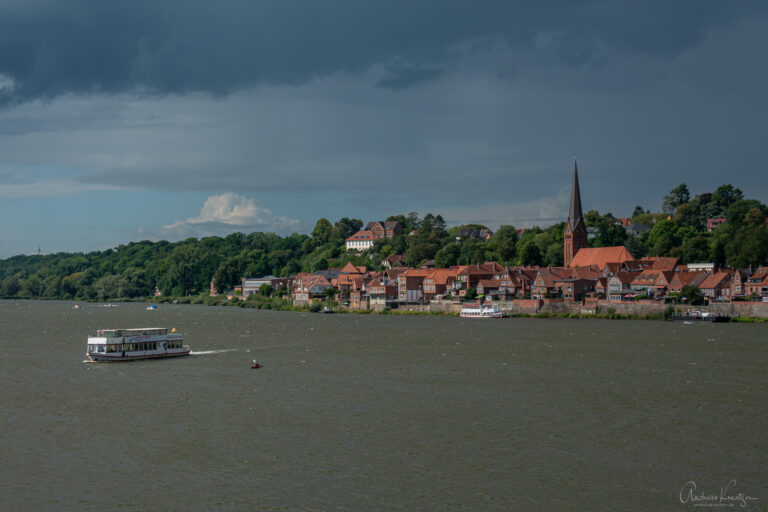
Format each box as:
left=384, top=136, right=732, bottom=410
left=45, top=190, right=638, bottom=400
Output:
left=0, top=0, right=764, bottom=104
left=377, top=64, right=442, bottom=89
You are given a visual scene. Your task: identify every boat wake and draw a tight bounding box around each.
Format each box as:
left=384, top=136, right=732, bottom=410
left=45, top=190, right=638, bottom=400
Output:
left=190, top=349, right=239, bottom=355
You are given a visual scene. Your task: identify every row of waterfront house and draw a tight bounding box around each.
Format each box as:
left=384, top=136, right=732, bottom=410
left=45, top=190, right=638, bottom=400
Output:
left=224, top=247, right=768, bottom=311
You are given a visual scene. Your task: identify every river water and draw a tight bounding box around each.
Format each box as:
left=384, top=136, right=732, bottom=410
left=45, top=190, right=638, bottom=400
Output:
left=1, top=300, right=766, bottom=511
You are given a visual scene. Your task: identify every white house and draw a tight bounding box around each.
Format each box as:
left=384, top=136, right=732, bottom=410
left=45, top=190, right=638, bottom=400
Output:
left=345, top=230, right=376, bottom=251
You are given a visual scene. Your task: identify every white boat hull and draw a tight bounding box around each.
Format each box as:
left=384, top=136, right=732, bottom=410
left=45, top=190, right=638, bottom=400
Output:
left=87, top=348, right=190, bottom=362
left=460, top=307, right=503, bottom=318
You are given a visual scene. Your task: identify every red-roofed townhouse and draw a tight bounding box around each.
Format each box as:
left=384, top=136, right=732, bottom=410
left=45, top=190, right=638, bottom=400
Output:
left=668, top=271, right=708, bottom=294
left=337, top=261, right=368, bottom=291
left=532, top=268, right=568, bottom=299
left=513, top=267, right=538, bottom=295
left=365, top=221, right=402, bottom=239
left=607, top=272, right=636, bottom=301
left=397, top=268, right=430, bottom=303
left=349, top=277, right=368, bottom=310
left=554, top=277, right=595, bottom=301
left=500, top=273, right=524, bottom=299
left=698, top=272, right=732, bottom=300
left=366, top=276, right=398, bottom=310
left=292, top=274, right=332, bottom=305
left=730, top=268, right=752, bottom=298
left=594, top=277, right=608, bottom=298
left=423, top=269, right=455, bottom=301
left=455, top=263, right=505, bottom=296
left=745, top=267, right=768, bottom=298
left=630, top=270, right=674, bottom=297
left=476, top=279, right=502, bottom=300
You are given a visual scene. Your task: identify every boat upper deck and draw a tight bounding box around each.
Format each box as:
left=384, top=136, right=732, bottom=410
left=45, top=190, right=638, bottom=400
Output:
left=100, top=328, right=169, bottom=337
left=88, top=327, right=182, bottom=344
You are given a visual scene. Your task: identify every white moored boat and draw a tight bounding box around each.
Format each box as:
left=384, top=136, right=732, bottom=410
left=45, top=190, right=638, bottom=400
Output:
left=460, top=305, right=503, bottom=318
left=86, top=327, right=190, bottom=362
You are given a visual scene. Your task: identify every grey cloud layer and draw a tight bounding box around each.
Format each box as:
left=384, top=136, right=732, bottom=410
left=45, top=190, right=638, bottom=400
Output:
left=1, top=0, right=763, bottom=103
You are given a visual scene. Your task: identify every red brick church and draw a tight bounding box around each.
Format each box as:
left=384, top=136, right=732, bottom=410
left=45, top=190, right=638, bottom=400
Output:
left=564, top=161, right=633, bottom=269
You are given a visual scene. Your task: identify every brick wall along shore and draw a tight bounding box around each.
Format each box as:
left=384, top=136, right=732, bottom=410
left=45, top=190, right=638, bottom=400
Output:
left=419, top=300, right=768, bottom=318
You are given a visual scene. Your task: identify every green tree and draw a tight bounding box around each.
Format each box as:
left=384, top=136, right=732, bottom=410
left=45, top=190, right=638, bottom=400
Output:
left=679, top=235, right=710, bottom=264
left=434, top=215, right=447, bottom=236
left=93, top=274, right=120, bottom=300
left=311, top=218, right=333, bottom=246
left=420, top=213, right=436, bottom=235
left=434, top=244, right=460, bottom=268
left=712, top=184, right=743, bottom=210
left=258, top=283, right=274, bottom=297
left=625, top=236, right=646, bottom=259
left=680, top=285, right=705, bottom=306
left=213, top=258, right=243, bottom=291
left=0, top=276, right=21, bottom=297
left=646, top=220, right=680, bottom=256
left=592, top=215, right=627, bottom=248
left=406, top=212, right=420, bottom=231
left=519, top=240, right=543, bottom=266
left=710, top=236, right=726, bottom=268
left=333, top=218, right=363, bottom=239
left=663, top=183, right=690, bottom=214
left=405, top=239, right=440, bottom=266
left=487, top=225, right=518, bottom=263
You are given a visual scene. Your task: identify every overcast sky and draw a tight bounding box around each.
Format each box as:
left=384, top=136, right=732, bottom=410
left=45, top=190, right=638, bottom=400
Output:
left=1, top=1, right=767, bottom=257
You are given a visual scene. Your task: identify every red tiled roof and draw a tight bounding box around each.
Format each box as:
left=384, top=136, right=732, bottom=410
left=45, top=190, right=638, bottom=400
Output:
left=670, top=271, right=709, bottom=288
left=425, top=269, right=453, bottom=285
left=642, top=256, right=679, bottom=271
left=400, top=268, right=431, bottom=277
left=570, top=265, right=603, bottom=280
left=346, top=230, right=375, bottom=242
left=699, top=272, right=730, bottom=290
left=340, top=261, right=366, bottom=274
left=569, top=246, right=634, bottom=270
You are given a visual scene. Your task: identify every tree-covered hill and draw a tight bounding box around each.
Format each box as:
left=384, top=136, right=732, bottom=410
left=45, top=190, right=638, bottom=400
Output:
left=1, top=183, right=766, bottom=300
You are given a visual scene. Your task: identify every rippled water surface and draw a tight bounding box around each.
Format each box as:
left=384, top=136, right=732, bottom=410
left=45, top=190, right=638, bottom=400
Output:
left=1, top=300, right=766, bottom=511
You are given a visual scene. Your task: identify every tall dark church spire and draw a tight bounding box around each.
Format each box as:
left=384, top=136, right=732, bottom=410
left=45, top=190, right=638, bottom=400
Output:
left=568, top=159, right=584, bottom=230
left=564, top=159, right=588, bottom=266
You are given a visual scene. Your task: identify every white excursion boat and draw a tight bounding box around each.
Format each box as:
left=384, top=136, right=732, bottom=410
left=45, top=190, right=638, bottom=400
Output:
left=86, top=327, right=190, bottom=362
left=460, top=305, right=503, bottom=318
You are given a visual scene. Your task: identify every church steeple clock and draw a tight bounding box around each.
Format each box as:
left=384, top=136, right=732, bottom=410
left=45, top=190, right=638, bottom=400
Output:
left=564, top=160, right=588, bottom=266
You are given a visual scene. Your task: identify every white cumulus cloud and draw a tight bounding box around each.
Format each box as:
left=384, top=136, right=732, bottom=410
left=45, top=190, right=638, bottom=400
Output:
left=145, top=193, right=300, bottom=240
left=181, top=192, right=284, bottom=226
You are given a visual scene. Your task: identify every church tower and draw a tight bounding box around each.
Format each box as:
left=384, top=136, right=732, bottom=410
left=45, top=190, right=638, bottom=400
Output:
left=564, top=160, right=588, bottom=266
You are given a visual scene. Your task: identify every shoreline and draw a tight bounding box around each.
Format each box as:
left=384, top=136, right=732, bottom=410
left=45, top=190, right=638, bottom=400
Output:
left=6, top=297, right=767, bottom=322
